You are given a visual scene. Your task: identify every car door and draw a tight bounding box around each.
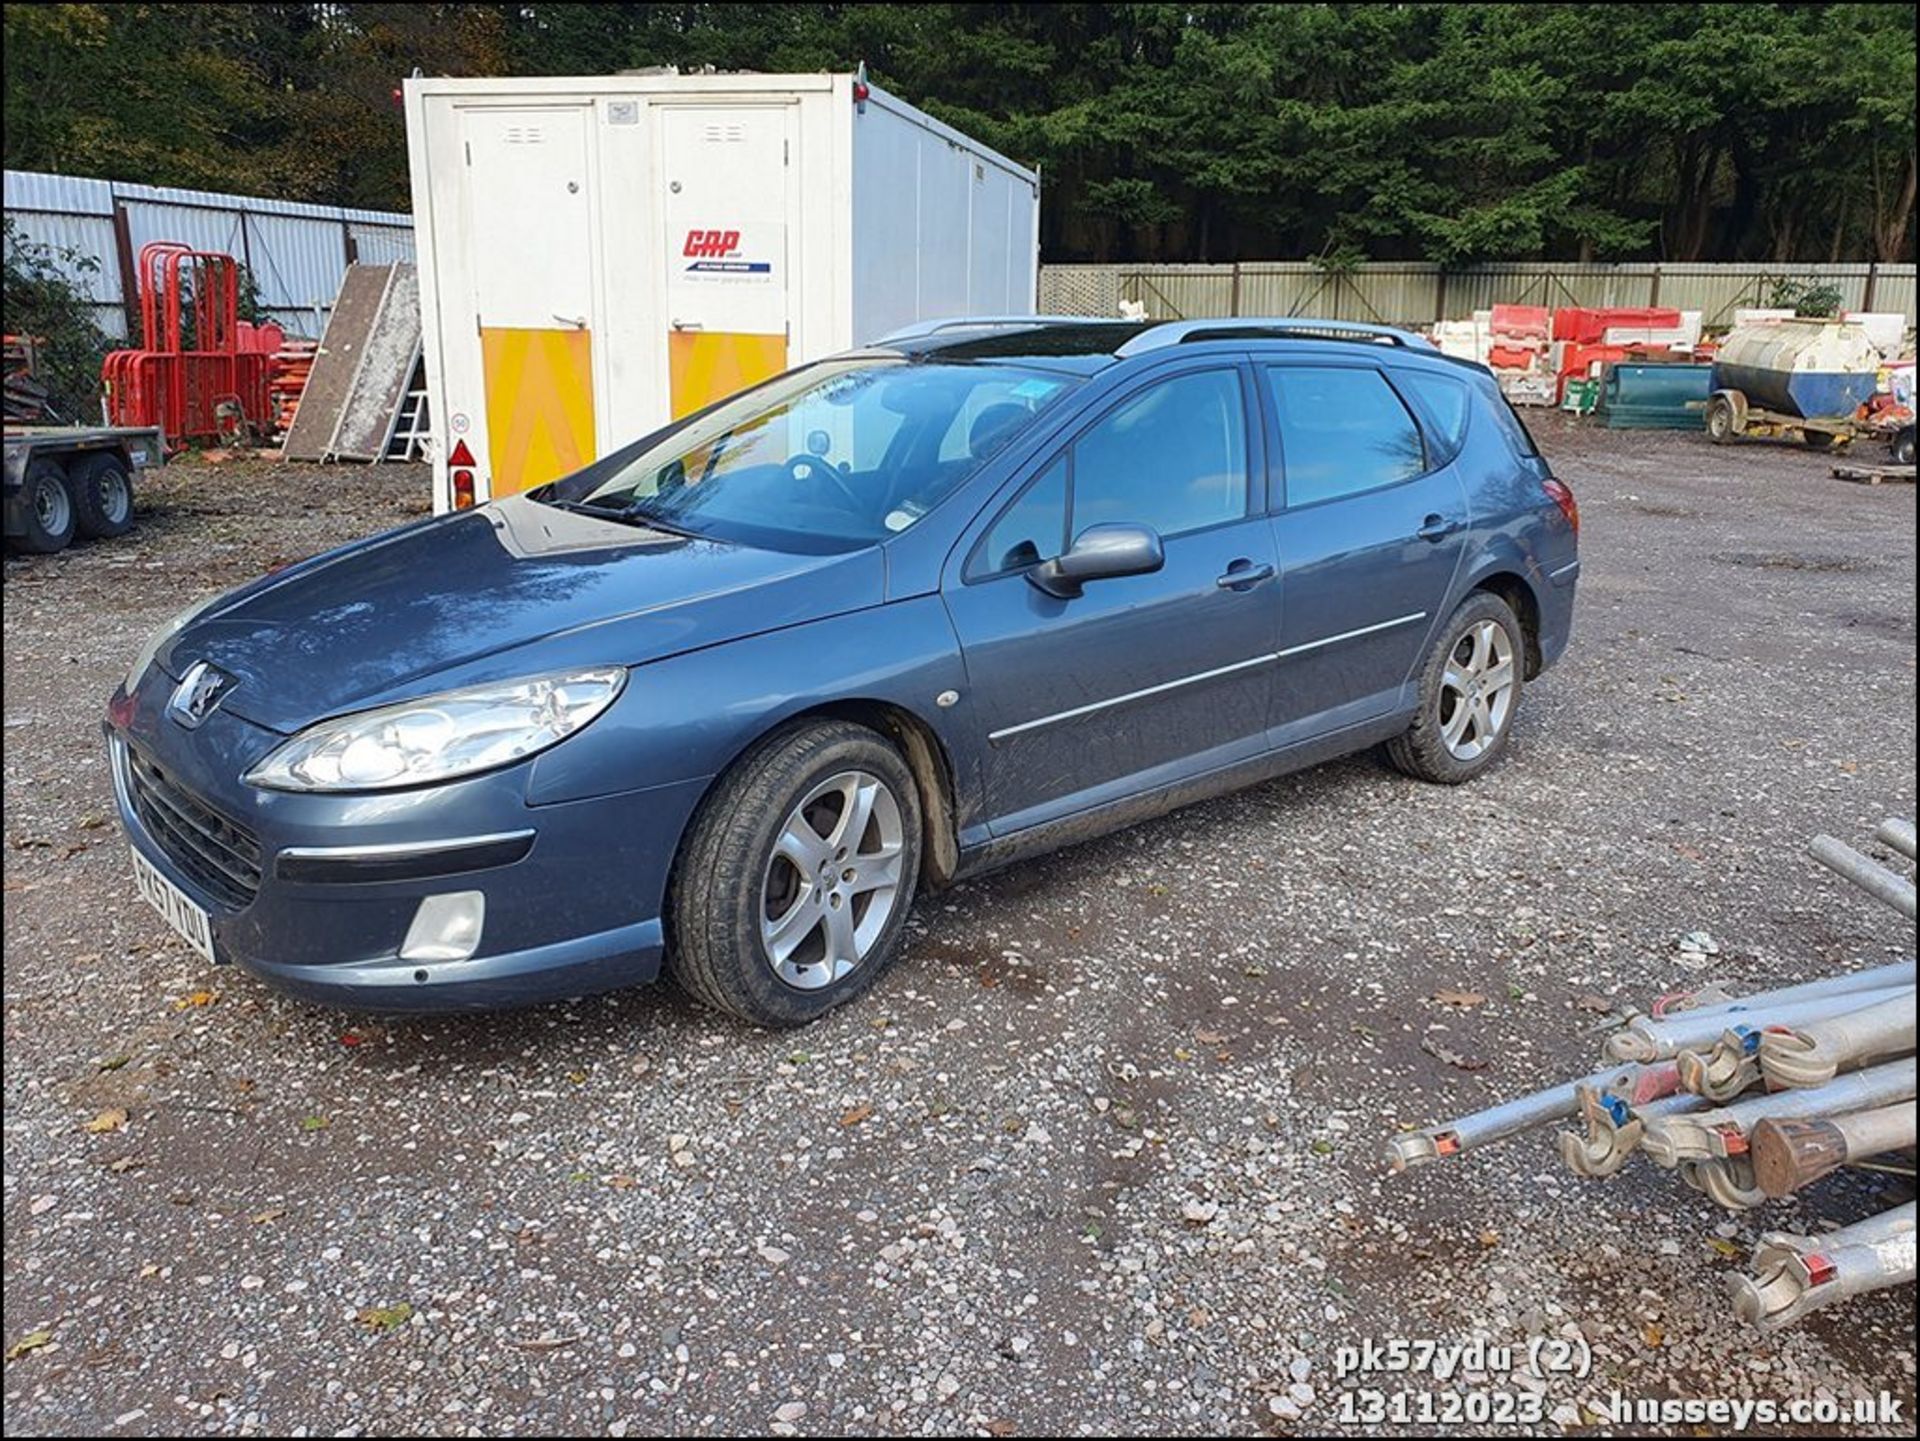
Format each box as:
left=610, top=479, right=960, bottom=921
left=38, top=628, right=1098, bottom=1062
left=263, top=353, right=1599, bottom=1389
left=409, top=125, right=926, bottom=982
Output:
left=1260, top=361, right=1472, bottom=746
left=941, top=362, right=1283, bottom=835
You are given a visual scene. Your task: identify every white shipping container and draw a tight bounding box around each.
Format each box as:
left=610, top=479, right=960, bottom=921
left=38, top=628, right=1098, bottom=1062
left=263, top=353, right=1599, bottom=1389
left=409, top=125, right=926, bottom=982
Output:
left=404, top=72, right=1040, bottom=510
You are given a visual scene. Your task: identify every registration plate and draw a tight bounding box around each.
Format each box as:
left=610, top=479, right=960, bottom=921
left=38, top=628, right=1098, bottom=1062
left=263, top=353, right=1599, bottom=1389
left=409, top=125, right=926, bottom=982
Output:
left=130, top=848, right=215, bottom=963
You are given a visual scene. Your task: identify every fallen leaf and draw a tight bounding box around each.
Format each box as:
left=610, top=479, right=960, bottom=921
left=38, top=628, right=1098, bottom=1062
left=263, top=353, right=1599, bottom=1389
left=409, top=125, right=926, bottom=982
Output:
left=85, top=1108, right=128, bottom=1134
left=108, top=1155, right=145, bottom=1173
left=986, top=1422, right=1018, bottom=1437
left=170, top=990, right=218, bottom=1011
left=566, top=1070, right=587, bottom=1085
left=96, top=1053, right=132, bottom=1072
left=1575, top=994, right=1614, bottom=1014
left=356, top=1302, right=414, bottom=1331
left=5, top=1330, right=53, bottom=1360
left=509, top=1332, right=583, bottom=1352
left=251, top=1206, right=286, bottom=1225
left=629, top=1053, right=652, bottom=1077
left=1643, top=1322, right=1664, bottom=1347
left=1708, top=1237, right=1743, bottom=1259
left=1478, top=1229, right=1500, bottom=1248
left=1194, top=1028, right=1227, bottom=1045
left=1420, top=1035, right=1489, bottom=1072
left=1431, top=988, right=1486, bottom=1009
left=839, top=1103, right=873, bottom=1128
left=300, top=1115, right=330, bottom=1132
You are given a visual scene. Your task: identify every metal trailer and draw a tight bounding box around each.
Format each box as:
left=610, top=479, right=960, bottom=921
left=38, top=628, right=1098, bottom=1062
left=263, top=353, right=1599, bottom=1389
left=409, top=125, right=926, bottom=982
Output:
left=404, top=70, right=1042, bottom=512
left=1705, top=318, right=1915, bottom=461
left=3, top=424, right=161, bottom=554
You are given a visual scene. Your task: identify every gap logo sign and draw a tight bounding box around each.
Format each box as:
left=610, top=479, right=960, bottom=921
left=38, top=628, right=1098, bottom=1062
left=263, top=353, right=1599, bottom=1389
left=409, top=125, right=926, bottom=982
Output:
left=681, top=227, right=773, bottom=277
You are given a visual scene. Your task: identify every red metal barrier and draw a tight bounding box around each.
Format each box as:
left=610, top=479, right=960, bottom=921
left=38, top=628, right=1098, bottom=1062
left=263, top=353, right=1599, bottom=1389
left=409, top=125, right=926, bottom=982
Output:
left=102, top=244, right=273, bottom=447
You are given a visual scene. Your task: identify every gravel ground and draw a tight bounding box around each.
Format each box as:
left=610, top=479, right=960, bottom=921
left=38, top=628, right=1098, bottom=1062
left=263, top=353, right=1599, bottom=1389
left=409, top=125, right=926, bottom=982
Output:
left=3, top=427, right=1915, bottom=1437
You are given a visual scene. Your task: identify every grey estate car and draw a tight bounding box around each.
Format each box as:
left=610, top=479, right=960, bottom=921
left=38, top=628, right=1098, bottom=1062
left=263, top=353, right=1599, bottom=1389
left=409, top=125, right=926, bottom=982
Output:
left=107, top=317, right=1578, bottom=1026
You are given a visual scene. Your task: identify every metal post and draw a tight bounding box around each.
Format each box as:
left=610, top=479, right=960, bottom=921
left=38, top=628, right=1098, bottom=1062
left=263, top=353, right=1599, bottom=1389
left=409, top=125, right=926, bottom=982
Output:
left=1875, top=817, right=1916, bottom=861
left=1229, top=262, right=1242, bottom=318
left=1641, top=1056, right=1917, bottom=1168
left=1809, top=834, right=1917, bottom=918
left=1758, top=991, right=1918, bottom=1089
left=111, top=197, right=141, bottom=341
left=1750, top=1102, right=1918, bottom=1196
left=1605, top=981, right=1912, bottom=1064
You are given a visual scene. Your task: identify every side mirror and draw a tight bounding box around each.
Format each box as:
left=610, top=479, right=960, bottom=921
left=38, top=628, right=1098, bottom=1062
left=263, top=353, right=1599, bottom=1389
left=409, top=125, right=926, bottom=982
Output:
left=1028, top=522, right=1164, bottom=599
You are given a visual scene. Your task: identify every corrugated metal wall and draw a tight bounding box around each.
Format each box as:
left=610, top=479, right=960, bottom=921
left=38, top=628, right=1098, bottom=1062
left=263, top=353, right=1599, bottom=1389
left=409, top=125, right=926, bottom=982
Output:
left=1042, top=261, right=1919, bottom=331
left=4, top=168, right=413, bottom=341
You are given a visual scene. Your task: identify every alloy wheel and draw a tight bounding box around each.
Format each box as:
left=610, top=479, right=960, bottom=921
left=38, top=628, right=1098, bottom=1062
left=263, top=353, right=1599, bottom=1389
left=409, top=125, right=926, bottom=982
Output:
left=760, top=769, right=906, bottom=989
left=1438, top=618, right=1516, bottom=761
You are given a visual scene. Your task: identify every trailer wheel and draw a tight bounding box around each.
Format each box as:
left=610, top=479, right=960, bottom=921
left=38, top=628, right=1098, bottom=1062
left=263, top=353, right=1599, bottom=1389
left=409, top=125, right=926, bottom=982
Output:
left=70, top=452, right=137, bottom=539
left=1893, top=427, right=1916, bottom=468
left=9, top=459, right=77, bottom=554
left=1705, top=392, right=1741, bottom=444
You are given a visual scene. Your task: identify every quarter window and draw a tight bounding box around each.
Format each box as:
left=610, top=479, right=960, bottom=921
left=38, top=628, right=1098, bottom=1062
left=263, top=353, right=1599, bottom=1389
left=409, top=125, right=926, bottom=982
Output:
left=978, top=456, right=1068, bottom=575
left=1398, top=371, right=1471, bottom=454
left=1266, top=366, right=1427, bottom=506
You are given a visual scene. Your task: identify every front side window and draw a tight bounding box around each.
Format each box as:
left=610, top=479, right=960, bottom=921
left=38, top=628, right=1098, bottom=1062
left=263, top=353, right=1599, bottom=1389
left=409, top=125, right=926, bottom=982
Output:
left=540, top=358, right=1076, bottom=553
left=1266, top=366, right=1427, bottom=506
left=970, top=368, right=1249, bottom=577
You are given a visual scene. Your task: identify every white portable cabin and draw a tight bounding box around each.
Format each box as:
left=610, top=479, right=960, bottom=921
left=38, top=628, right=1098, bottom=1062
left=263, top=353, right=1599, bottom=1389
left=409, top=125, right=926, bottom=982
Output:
left=403, top=72, right=1041, bottom=511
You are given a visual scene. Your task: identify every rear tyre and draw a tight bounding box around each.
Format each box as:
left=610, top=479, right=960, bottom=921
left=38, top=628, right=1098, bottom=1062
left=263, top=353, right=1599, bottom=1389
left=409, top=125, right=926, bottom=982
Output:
left=1891, top=427, right=1915, bottom=468
left=70, top=452, right=137, bottom=539
left=1801, top=430, right=1835, bottom=451
left=1386, top=591, right=1525, bottom=785
left=669, top=719, right=922, bottom=1027
left=1705, top=393, right=1738, bottom=444
left=10, top=459, right=76, bottom=554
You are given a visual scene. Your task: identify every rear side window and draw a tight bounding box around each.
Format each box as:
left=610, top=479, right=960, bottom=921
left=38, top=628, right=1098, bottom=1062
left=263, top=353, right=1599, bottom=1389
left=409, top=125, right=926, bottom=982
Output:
left=1265, top=366, right=1426, bottom=506
left=1398, top=371, right=1471, bottom=454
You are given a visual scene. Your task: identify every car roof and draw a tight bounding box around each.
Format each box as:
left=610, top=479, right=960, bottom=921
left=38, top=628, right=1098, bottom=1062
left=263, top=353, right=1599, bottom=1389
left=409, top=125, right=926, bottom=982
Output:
left=879, top=317, right=1490, bottom=379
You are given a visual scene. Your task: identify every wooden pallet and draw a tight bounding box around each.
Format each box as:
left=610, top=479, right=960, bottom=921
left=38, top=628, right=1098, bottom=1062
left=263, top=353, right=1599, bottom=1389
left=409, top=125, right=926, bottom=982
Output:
left=1830, top=462, right=1916, bottom=486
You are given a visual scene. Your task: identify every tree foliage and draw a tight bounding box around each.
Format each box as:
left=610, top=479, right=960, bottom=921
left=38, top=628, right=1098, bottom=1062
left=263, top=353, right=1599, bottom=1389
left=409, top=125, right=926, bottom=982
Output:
left=5, top=3, right=1914, bottom=264
left=3, top=218, right=112, bottom=419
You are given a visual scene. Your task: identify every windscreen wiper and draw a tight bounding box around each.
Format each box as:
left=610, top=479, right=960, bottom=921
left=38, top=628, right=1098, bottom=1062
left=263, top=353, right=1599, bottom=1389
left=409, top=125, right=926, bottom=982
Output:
left=543, top=497, right=698, bottom=538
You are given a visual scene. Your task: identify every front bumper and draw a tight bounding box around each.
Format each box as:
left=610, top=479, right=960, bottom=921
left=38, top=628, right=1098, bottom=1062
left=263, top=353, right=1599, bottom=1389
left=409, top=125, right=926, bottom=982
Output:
left=105, top=679, right=709, bottom=1012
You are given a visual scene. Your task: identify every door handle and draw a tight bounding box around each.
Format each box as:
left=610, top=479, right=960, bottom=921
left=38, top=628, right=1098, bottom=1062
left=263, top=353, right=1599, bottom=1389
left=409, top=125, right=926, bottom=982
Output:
left=1417, top=514, right=1462, bottom=543
left=1215, top=559, right=1277, bottom=591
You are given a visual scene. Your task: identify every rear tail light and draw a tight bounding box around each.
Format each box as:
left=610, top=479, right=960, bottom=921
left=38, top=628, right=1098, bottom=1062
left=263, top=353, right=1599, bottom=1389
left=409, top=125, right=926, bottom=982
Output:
left=448, top=439, right=478, bottom=510
left=1543, top=477, right=1579, bottom=536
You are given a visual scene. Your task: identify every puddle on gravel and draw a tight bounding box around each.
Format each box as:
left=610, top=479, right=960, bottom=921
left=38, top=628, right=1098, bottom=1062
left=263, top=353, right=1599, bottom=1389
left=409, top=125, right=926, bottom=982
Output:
left=1712, top=550, right=1877, bottom=572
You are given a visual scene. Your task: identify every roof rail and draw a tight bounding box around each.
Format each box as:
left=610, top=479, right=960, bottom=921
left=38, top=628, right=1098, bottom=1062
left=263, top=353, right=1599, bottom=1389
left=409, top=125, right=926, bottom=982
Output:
left=872, top=314, right=1137, bottom=346
left=1114, top=317, right=1436, bottom=356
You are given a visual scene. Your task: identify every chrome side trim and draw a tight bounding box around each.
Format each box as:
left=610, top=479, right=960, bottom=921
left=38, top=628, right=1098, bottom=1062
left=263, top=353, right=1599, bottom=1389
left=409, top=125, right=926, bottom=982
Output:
left=277, top=830, right=536, bottom=863
left=986, top=611, right=1430, bottom=744
left=1276, top=610, right=1428, bottom=659
left=988, top=653, right=1277, bottom=743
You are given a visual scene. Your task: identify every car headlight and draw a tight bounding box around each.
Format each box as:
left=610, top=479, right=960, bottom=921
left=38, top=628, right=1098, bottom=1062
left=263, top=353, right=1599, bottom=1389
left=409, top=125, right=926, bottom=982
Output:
left=124, top=593, right=220, bottom=696
left=244, top=668, right=627, bottom=792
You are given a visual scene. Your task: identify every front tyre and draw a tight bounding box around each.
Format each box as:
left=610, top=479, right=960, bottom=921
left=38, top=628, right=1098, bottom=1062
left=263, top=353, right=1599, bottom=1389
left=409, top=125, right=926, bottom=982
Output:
left=669, top=719, right=922, bottom=1026
left=1386, top=592, right=1524, bottom=784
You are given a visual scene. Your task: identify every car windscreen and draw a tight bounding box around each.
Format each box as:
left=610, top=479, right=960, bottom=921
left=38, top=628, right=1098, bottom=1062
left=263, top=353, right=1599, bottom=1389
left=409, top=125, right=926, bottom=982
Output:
left=534, top=357, right=1079, bottom=554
